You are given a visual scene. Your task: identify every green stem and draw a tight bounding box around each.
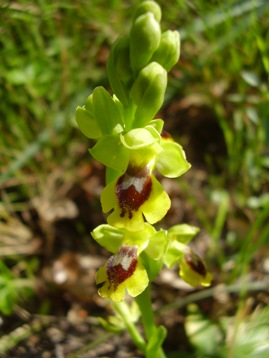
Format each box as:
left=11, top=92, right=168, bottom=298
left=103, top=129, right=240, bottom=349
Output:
left=112, top=301, right=146, bottom=353
left=135, top=286, right=155, bottom=338
left=135, top=285, right=167, bottom=358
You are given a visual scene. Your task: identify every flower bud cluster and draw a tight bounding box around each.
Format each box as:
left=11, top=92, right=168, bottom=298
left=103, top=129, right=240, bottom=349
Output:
left=106, top=0, right=180, bottom=127
left=75, top=1, right=212, bottom=302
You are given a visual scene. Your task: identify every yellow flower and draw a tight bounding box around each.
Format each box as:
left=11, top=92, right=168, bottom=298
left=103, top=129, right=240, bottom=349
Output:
left=101, top=164, right=170, bottom=231
left=179, top=250, right=212, bottom=287
left=96, top=245, right=149, bottom=302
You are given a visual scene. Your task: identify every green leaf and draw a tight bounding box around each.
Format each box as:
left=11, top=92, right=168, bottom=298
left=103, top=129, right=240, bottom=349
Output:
left=0, top=286, right=15, bottom=315
left=89, top=134, right=129, bottom=172
left=185, top=304, right=221, bottom=356
left=146, top=325, right=167, bottom=357
left=92, top=86, right=124, bottom=135
left=0, top=262, right=16, bottom=315
left=156, top=142, right=191, bottom=178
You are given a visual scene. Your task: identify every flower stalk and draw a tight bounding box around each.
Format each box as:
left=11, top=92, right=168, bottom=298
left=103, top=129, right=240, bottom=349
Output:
left=135, top=286, right=167, bottom=358
left=112, top=301, right=146, bottom=353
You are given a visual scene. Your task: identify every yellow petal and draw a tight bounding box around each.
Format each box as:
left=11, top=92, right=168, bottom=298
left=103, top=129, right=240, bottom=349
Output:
left=142, top=176, right=170, bottom=224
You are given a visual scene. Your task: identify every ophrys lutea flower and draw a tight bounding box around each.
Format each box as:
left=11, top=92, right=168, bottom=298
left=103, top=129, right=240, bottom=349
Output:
left=92, top=224, right=161, bottom=301
left=101, top=162, right=170, bottom=231
left=179, top=250, right=212, bottom=287
left=96, top=245, right=149, bottom=302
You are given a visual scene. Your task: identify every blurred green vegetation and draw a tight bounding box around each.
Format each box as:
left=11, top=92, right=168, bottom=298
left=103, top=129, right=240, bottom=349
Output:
left=1, top=0, right=269, bottom=356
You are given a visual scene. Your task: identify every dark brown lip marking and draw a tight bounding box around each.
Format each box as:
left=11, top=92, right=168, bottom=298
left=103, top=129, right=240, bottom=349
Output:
left=161, top=130, right=172, bottom=140
left=116, top=165, right=152, bottom=219
left=96, top=281, right=105, bottom=289
left=184, top=251, right=207, bottom=277
left=106, top=245, right=138, bottom=291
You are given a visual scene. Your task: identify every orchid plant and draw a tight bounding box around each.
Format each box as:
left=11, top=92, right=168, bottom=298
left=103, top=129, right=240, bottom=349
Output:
left=76, top=1, right=212, bottom=356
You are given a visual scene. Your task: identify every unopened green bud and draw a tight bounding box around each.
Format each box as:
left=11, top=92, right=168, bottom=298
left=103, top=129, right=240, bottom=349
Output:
left=133, top=0, right=162, bottom=22
left=151, top=30, right=180, bottom=72
left=130, top=12, right=161, bottom=73
left=107, top=36, right=132, bottom=106
left=131, top=62, right=167, bottom=128
left=114, top=36, right=133, bottom=85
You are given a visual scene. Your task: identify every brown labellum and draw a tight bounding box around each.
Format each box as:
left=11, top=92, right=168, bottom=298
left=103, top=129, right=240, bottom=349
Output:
left=116, top=165, right=152, bottom=219
left=106, top=245, right=138, bottom=290
left=184, top=251, right=207, bottom=277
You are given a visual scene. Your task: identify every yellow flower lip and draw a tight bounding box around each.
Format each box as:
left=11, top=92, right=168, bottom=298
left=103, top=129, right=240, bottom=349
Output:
left=96, top=244, right=149, bottom=301
left=101, top=164, right=171, bottom=231
left=180, top=250, right=213, bottom=287
left=107, top=245, right=138, bottom=291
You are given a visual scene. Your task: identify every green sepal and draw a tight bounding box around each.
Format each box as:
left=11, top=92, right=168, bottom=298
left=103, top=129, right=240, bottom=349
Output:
left=163, top=224, right=200, bottom=268
left=151, top=30, right=180, bottom=72
left=133, top=0, right=162, bottom=22
left=131, top=62, right=167, bottom=128
left=91, top=224, right=124, bottom=254
left=140, top=252, right=163, bottom=282
left=89, top=134, right=129, bottom=172
left=130, top=12, right=161, bottom=73
left=106, top=36, right=132, bottom=106
left=145, top=230, right=168, bottom=260
left=120, top=127, right=160, bottom=150
left=75, top=106, right=101, bottom=139
left=163, top=240, right=186, bottom=268
left=85, top=91, right=94, bottom=111
left=105, top=166, right=121, bottom=184
left=146, top=325, right=167, bottom=358
left=156, top=141, right=191, bottom=178
left=91, top=223, right=157, bottom=256
left=168, top=224, right=200, bottom=244
left=92, top=86, right=124, bottom=135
